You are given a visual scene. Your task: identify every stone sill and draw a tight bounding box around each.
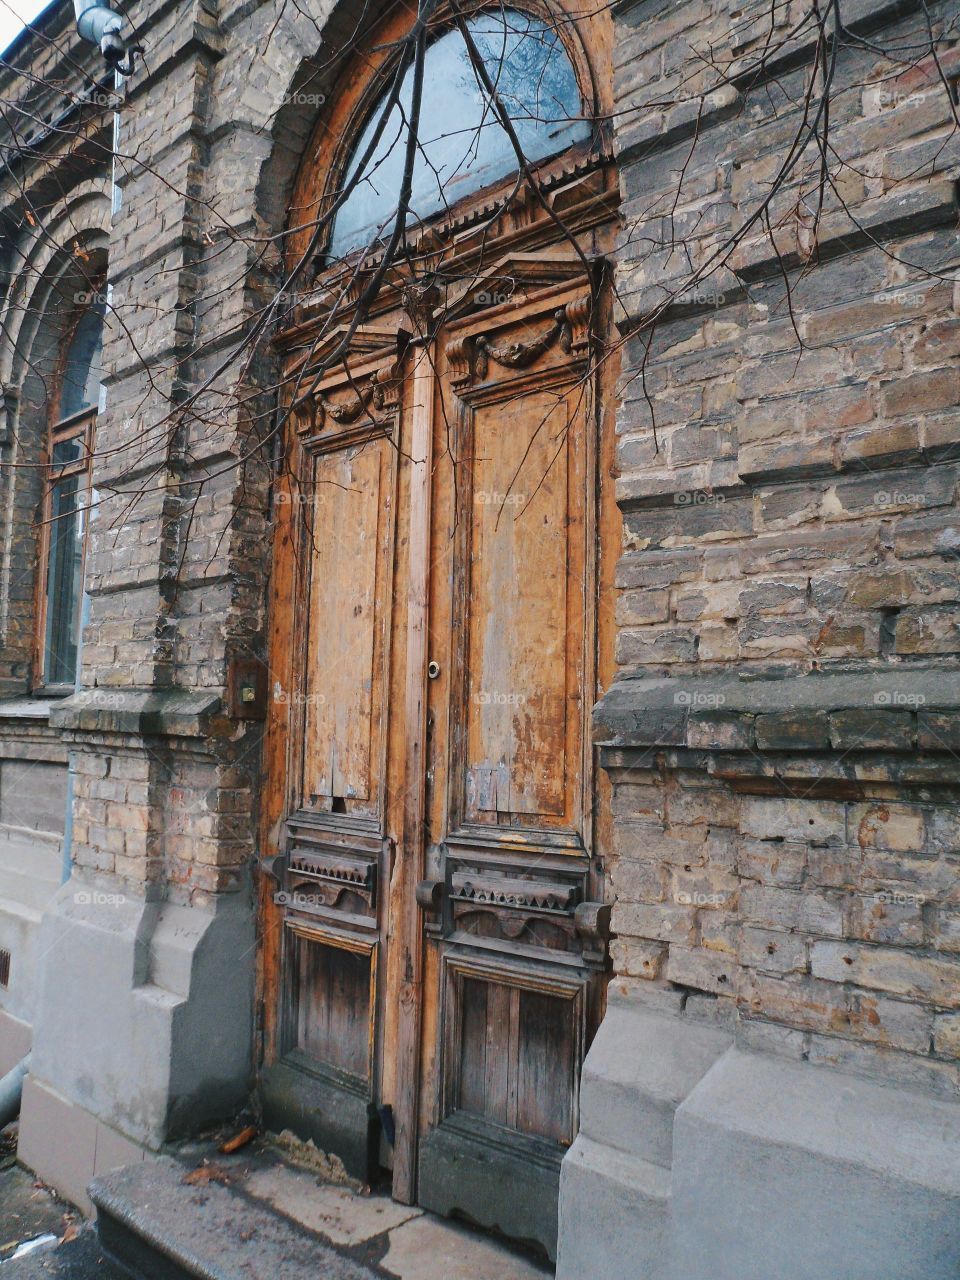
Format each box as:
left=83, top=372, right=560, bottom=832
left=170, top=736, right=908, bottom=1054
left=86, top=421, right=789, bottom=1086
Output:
left=594, top=667, right=960, bottom=756
left=0, top=697, right=57, bottom=723
left=50, top=689, right=227, bottom=738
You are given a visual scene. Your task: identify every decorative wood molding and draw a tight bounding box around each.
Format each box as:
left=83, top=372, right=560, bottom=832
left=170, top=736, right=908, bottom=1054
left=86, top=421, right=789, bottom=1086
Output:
left=452, top=906, right=574, bottom=948
left=451, top=869, right=578, bottom=914
left=475, top=309, right=570, bottom=378
left=278, top=322, right=397, bottom=363
left=280, top=152, right=616, bottom=352
left=445, top=333, right=480, bottom=390
left=402, top=281, right=441, bottom=336
left=302, top=356, right=403, bottom=438
left=564, top=293, right=593, bottom=356
left=574, top=901, right=611, bottom=966
left=371, top=359, right=403, bottom=414
left=446, top=293, right=593, bottom=391
left=317, top=382, right=375, bottom=425
left=282, top=843, right=378, bottom=916
left=416, top=879, right=444, bottom=913
left=435, top=848, right=611, bottom=969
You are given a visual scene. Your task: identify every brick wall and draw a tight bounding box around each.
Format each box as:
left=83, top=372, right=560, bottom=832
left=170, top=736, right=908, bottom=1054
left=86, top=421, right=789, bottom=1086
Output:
left=603, top=0, right=960, bottom=1092
left=2, top=0, right=958, bottom=1105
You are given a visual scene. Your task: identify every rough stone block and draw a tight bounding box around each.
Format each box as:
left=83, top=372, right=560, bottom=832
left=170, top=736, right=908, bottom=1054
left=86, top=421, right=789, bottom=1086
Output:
left=665, top=944, right=738, bottom=994
left=810, top=941, right=960, bottom=1007
left=740, top=797, right=846, bottom=844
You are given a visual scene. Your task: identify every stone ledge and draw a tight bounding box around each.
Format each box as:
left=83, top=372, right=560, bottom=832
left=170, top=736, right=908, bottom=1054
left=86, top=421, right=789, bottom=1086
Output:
left=594, top=668, right=960, bottom=756
left=616, top=455, right=957, bottom=511
left=562, top=997, right=960, bottom=1279
left=90, top=1156, right=379, bottom=1280
left=49, top=689, right=227, bottom=738
left=672, top=1041, right=960, bottom=1280
left=0, top=697, right=56, bottom=722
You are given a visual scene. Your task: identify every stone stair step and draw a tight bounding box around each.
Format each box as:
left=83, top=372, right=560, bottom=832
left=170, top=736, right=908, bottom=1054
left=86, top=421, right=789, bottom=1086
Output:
left=556, top=1135, right=671, bottom=1280
left=89, top=1156, right=385, bottom=1280
left=577, top=1000, right=732, bottom=1168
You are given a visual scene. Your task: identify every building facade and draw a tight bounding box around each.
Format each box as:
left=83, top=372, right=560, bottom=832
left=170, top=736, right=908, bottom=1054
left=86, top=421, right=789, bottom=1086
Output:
left=1, top=0, right=959, bottom=1275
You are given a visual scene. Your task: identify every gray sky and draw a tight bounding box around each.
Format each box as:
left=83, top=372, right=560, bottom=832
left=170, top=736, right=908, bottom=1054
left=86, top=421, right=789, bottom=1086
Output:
left=0, top=0, right=51, bottom=57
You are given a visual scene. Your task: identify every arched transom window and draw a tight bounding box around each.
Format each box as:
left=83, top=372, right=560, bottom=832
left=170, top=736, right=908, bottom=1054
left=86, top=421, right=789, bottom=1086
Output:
left=329, top=8, right=591, bottom=259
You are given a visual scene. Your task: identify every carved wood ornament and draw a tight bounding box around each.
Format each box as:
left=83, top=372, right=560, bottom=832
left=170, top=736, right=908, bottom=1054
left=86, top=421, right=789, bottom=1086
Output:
left=446, top=291, right=593, bottom=392
left=312, top=359, right=403, bottom=434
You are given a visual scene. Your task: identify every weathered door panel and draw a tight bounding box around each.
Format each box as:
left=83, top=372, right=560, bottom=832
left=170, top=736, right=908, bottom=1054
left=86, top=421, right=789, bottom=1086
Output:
left=415, top=277, right=609, bottom=1257
left=261, top=335, right=405, bottom=1177
left=465, top=387, right=573, bottom=819
left=302, top=440, right=388, bottom=811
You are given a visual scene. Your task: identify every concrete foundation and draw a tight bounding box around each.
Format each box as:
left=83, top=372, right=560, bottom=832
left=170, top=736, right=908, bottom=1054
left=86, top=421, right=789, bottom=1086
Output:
left=0, top=1008, right=30, bottom=1076
left=18, top=1076, right=148, bottom=1214
left=17, top=871, right=255, bottom=1207
left=558, top=997, right=960, bottom=1280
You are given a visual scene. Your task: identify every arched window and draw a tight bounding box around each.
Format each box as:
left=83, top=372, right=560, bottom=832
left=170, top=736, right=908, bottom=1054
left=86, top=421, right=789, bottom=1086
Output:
left=38, top=298, right=104, bottom=688
left=59, top=303, right=105, bottom=420
left=329, top=8, right=591, bottom=259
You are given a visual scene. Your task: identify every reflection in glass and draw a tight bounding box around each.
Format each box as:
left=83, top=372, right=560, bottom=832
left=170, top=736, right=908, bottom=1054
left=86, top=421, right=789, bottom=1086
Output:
left=60, top=304, right=105, bottom=420
left=43, top=474, right=84, bottom=685
left=52, top=435, right=84, bottom=469
left=329, top=10, right=590, bottom=258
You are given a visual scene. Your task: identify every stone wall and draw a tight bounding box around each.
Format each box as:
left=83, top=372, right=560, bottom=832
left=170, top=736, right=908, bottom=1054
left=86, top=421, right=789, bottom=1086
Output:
left=602, top=0, right=960, bottom=1089
left=0, top=0, right=340, bottom=1206
left=573, top=6, right=960, bottom=1250
left=0, top=706, right=66, bottom=1075
left=0, top=7, right=112, bottom=1072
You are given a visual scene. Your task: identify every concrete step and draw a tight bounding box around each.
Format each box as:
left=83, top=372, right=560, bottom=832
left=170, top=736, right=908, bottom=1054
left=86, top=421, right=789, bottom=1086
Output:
left=89, top=1155, right=387, bottom=1280
left=577, top=999, right=732, bottom=1168
left=556, top=1135, right=671, bottom=1280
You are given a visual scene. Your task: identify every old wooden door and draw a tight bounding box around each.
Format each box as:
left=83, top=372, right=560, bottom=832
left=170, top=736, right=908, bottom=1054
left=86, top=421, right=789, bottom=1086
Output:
left=412, top=263, right=612, bottom=1256
left=259, top=7, right=616, bottom=1260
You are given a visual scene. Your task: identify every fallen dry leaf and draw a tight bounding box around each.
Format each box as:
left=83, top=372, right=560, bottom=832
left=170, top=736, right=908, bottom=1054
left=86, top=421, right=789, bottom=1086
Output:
left=219, top=1125, right=257, bottom=1154
left=182, top=1164, right=230, bottom=1186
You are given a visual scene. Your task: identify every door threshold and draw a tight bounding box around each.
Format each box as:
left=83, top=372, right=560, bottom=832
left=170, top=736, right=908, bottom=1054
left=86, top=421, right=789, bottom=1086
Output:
left=127, top=1126, right=555, bottom=1279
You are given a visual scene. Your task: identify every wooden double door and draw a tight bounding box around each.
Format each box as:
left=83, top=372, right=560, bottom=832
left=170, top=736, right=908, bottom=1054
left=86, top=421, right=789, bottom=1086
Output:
left=261, top=246, right=613, bottom=1257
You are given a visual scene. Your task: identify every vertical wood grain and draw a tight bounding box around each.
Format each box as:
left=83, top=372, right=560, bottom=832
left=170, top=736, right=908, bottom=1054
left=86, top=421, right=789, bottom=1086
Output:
left=391, top=341, right=435, bottom=1204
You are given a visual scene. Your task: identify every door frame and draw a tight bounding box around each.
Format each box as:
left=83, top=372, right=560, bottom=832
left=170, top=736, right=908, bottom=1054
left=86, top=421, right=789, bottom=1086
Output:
left=256, top=0, right=620, bottom=1247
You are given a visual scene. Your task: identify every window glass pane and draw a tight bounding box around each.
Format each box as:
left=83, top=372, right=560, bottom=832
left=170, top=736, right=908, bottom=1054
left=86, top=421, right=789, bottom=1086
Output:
left=43, top=474, right=84, bottom=685
left=60, top=304, right=105, bottom=420
left=329, top=10, right=590, bottom=258
left=52, top=434, right=84, bottom=469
